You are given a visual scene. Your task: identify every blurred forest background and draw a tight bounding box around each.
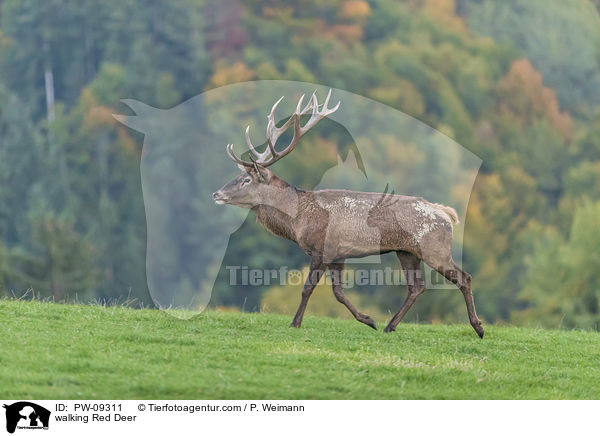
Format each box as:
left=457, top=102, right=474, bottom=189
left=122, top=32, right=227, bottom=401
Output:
left=0, top=0, right=599, bottom=329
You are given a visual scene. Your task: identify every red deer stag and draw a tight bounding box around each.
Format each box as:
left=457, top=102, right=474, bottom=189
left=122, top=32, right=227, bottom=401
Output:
left=212, top=90, right=484, bottom=337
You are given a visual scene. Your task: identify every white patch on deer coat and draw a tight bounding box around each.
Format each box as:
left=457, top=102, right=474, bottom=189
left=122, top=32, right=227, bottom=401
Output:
left=343, top=196, right=356, bottom=208
left=414, top=201, right=437, bottom=219
left=412, top=201, right=450, bottom=241
left=415, top=221, right=430, bottom=241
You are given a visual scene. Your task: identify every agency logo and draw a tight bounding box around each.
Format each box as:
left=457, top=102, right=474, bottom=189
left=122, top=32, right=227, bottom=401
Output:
left=3, top=402, right=50, bottom=433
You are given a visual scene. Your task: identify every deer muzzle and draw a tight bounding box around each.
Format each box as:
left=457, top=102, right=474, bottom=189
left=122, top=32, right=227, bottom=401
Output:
left=212, top=191, right=228, bottom=205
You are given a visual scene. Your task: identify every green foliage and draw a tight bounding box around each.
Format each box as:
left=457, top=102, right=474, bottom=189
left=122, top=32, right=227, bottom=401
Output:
left=10, top=217, right=100, bottom=299
left=2, top=300, right=600, bottom=399
left=462, top=0, right=600, bottom=113
left=516, top=202, right=600, bottom=329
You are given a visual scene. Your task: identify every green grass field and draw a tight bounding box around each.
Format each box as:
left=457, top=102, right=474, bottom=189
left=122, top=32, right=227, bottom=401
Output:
left=1, top=299, right=599, bottom=399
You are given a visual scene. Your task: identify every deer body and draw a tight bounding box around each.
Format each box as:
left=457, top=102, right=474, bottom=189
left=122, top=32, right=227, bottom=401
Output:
left=213, top=90, right=483, bottom=337
left=253, top=181, right=454, bottom=262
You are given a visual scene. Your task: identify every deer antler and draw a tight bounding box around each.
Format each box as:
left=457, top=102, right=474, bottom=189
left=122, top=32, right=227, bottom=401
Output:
left=226, top=89, right=340, bottom=168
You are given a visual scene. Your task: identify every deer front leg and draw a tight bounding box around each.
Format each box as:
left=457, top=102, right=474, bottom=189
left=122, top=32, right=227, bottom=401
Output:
left=290, top=258, right=325, bottom=328
left=329, top=262, right=378, bottom=330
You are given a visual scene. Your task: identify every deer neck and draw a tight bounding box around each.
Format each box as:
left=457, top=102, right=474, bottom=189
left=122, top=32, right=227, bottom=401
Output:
left=252, top=179, right=301, bottom=243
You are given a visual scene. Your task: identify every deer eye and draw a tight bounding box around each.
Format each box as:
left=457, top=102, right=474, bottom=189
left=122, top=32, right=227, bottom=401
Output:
left=241, top=178, right=252, bottom=186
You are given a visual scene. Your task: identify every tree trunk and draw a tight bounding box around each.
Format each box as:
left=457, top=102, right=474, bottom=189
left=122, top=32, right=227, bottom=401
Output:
left=43, top=42, right=55, bottom=123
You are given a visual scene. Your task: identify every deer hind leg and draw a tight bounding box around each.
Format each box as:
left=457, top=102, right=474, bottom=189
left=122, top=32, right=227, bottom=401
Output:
left=329, top=262, right=378, bottom=330
left=434, top=258, right=484, bottom=338
left=384, top=251, right=426, bottom=333
left=290, top=258, right=325, bottom=328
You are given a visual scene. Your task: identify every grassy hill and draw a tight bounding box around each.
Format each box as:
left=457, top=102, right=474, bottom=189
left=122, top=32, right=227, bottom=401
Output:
left=1, top=300, right=599, bottom=399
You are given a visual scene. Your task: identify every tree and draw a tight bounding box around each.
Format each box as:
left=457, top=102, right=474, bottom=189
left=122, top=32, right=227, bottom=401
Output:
left=515, top=201, right=600, bottom=329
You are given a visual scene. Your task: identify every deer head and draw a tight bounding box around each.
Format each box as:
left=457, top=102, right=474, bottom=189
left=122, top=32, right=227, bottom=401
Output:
left=212, top=89, right=340, bottom=208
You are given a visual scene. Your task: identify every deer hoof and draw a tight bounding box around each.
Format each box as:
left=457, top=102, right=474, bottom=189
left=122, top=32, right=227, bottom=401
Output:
left=366, top=318, right=377, bottom=330
left=383, top=325, right=395, bottom=333
left=474, top=325, right=484, bottom=339
left=358, top=314, right=377, bottom=330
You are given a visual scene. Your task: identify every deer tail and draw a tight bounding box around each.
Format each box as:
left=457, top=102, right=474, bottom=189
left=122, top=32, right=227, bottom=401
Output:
left=431, top=203, right=460, bottom=225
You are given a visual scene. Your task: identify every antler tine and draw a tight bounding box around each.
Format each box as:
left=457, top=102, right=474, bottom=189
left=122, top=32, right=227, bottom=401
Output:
left=268, top=95, right=285, bottom=126
left=311, top=92, right=318, bottom=117
left=327, top=99, right=341, bottom=114
left=226, top=143, right=254, bottom=167
left=245, top=125, right=270, bottom=162
left=264, top=95, right=295, bottom=133
left=295, top=94, right=306, bottom=115
left=266, top=96, right=284, bottom=140
left=321, top=89, right=340, bottom=115
left=300, top=91, right=317, bottom=115
left=323, top=88, right=332, bottom=111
